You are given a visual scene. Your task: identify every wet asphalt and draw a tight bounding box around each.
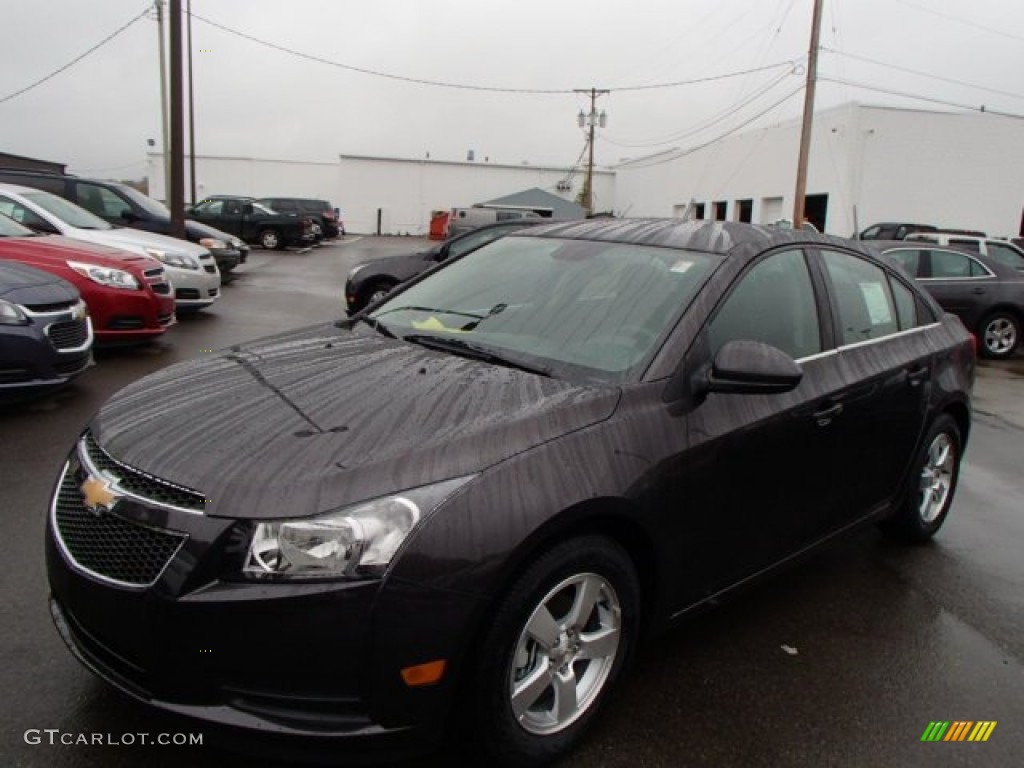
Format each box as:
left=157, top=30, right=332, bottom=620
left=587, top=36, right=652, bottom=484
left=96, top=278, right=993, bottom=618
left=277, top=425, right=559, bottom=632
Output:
left=1, top=239, right=1021, bottom=768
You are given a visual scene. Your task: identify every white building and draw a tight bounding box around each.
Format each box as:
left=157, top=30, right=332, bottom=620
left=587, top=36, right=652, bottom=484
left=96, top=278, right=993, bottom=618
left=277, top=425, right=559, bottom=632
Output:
left=613, top=102, right=1024, bottom=238
left=146, top=152, right=613, bottom=236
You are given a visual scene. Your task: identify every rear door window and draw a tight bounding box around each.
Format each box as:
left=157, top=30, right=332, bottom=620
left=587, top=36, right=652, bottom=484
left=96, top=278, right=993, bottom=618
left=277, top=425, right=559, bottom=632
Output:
left=73, top=182, right=131, bottom=219
left=821, top=250, right=900, bottom=344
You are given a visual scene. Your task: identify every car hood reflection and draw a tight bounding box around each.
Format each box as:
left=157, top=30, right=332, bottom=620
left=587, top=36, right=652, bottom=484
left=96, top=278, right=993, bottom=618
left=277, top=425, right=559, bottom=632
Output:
left=91, top=324, right=620, bottom=519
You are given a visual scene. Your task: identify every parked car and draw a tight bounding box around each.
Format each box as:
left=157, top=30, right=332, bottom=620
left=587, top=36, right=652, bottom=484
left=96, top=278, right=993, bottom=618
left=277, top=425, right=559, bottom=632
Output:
left=447, top=205, right=546, bottom=237
left=904, top=231, right=1024, bottom=271
left=876, top=240, right=1024, bottom=359
left=188, top=196, right=316, bottom=250
left=0, top=168, right=248, bottom=273
left=257, top=197, right=344, bottom=238
left=46, top=221, right=973, bottom=767
left=0, top=260, right=92, bottom=399
left=0, top=183, right=220, bottom=312
left=857, top=222, right=938, bottom=240
left=0, top=212, right=174, bottom=343
left=344, top=219, right=553, bottom=313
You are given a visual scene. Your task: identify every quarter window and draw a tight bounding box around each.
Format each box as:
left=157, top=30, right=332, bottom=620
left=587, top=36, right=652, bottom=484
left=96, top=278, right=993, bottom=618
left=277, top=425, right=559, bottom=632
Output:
left=888, top=277, right=918, bottom=330
left=822, top=250, right=899, bottom=344
left=709, top=249, right=821, bottom=359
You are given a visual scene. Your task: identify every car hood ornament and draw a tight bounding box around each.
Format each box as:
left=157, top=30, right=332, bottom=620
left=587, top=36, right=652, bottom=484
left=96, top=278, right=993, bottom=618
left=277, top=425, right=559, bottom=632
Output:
left=80, top=474, right=119, bottom=516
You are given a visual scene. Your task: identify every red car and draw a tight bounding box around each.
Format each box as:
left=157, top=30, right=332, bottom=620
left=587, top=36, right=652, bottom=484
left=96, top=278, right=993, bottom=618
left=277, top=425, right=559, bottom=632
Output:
left=0, top=213, right=174, bottom=343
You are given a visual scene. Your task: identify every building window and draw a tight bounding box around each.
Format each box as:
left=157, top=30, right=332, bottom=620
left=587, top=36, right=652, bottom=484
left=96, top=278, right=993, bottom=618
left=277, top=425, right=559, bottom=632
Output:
left=735, top=199, right=753, bottom=223
left=695, top=203, right=706, bottom=220
left=713, top=201, right=727, bottom=221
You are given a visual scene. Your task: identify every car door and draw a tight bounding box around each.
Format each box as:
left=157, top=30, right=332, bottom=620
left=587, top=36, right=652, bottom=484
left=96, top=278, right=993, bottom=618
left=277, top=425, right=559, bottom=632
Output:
left=664, top=247, right=846, bottom=605
left=919, top=247, right=994, bottom=331
left=815, top=247, right=932, bottom=526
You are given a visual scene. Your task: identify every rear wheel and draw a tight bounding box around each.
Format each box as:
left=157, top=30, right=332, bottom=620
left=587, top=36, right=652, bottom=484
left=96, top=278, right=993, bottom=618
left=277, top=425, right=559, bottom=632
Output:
left=465, top=536, right=640, bottom=767
left=879, top=413, right=962, bottom=543
left=978, top=311, right=1020, bottom=359
left=259, top=229, right=283, bottom=250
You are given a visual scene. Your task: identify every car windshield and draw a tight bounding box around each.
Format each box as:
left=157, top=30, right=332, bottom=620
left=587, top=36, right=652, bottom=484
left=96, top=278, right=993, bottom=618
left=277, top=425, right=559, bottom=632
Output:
left=368, top=236, right=717, bottom=384
left=0, top=211, right=37, bottom=237
left=115, top=184, right=171, bottom=217
left=24, top=191, right=112, bottom=230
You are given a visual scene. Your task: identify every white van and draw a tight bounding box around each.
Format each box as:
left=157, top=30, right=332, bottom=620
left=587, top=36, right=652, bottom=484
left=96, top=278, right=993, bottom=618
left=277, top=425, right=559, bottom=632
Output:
left=447, top=205, right=548, bottom=237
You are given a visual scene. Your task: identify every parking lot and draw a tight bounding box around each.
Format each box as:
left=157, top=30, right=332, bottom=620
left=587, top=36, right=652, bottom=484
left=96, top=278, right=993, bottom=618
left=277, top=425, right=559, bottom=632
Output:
left=3, top=237, right=1023, bottom=768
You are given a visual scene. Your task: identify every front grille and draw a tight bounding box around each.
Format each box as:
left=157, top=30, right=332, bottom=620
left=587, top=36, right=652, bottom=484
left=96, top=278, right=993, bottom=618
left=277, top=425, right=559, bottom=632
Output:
left=83, top=432, right=207, bottom=513
left=151, top=282, right=172, bottom=295
left=47, top=319, right=89, bottom=350
left=24, top=300, right=76, bottom=313
left=54, top=354, right=90, bottom=376
left=204, top=265, right=217, bottom=274
left=175, top=288, right=200, bottom=300
left=54, top=466, right=186, bottom=588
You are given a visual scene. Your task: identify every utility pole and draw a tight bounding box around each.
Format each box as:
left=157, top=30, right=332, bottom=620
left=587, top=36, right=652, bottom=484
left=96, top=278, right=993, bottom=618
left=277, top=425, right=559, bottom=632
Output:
left=155, top=0, right=170, bottom=204
left=169, top=0, right=186, bottom=237
left=575, top=88, right=608, bottom=217
left=187, top=0, right=196, bottom=205
left=792, top=0, right=824, bottom=228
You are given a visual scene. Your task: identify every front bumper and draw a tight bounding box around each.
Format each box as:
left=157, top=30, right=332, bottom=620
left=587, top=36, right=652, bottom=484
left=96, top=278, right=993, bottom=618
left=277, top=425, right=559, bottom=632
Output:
left=45, top=438, right=477, bottom=759
left=0, top=305, right=92, bottom=394
left=165, top=262, right=221, bottom=309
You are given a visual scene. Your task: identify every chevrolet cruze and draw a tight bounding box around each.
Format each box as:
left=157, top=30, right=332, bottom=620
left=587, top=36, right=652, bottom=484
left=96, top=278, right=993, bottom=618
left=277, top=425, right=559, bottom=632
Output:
left=46, top=220, right=974, bottom=766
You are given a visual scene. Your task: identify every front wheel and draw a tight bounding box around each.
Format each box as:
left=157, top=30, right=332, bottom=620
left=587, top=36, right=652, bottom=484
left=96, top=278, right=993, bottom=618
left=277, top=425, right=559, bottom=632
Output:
left=978, top=311, right=1020, bottom=359
left=259, top=229, right=283, bottom=250
left=465, top=536, right=640, bottom=767
left=879, top=413, right=962, bottom=543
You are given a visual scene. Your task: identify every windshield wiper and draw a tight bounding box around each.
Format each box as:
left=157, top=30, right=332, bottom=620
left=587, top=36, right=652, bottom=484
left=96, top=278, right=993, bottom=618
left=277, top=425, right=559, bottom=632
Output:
left=402, top=334, right=552, bottom=378
left=355, top=315, right=396, bottom=338
left=374, top=305, right=485, bottom=321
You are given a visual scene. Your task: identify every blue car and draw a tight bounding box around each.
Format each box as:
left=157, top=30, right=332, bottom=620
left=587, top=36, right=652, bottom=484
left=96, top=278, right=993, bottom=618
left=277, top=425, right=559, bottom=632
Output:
left=0, top=260, right=92, bottom=398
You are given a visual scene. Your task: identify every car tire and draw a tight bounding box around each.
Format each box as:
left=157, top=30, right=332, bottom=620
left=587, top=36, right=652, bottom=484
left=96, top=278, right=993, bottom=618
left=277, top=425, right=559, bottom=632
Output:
left=978, top=311, right=1020, bottom=359
left=362, top=280, right=396, bottom=308
left=879, top=413, right=962, bottom=543
left=259, top=229, right=283, bottom=250
left=464, top=535, right=640, bottom=768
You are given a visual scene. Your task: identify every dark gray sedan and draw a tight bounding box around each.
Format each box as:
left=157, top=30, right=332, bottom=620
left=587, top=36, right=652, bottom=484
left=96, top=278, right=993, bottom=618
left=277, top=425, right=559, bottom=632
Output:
left=0, top=260, right=92, bottom=398
left=875, top=241, right=1024, bottom=358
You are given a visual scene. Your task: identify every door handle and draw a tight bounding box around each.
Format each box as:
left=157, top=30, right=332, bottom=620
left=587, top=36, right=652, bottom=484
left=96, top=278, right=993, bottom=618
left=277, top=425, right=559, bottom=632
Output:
left=971, top=287, right=986, bottom=295
left=907, top=365, right=929, bottom=386
left=813, top=402, right=844, bottom=426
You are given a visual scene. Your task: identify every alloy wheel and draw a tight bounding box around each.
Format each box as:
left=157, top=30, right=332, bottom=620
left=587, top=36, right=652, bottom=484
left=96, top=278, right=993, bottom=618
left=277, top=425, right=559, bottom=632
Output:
left=984, top=317, right=1017, bottom=356
left=509, top=573, right=621, bottom=736
left=918, top=432, right=955, bottom=523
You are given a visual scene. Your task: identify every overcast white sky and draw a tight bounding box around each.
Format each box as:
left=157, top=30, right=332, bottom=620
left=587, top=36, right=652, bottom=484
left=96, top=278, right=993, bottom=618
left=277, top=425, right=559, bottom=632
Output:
left=1, top=0, right=1023, bottom=179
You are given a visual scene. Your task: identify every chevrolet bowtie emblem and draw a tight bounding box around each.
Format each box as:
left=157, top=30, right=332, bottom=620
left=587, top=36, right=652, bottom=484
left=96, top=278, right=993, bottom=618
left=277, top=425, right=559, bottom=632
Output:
left=81, top=475, right=119, bottom=515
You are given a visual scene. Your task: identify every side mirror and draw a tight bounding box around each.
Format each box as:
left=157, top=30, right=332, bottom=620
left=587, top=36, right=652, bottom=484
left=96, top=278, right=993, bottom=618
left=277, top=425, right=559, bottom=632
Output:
left=242, top=202, right=254, bottom=215
left=29, top=218, right=60, bottom=235
left=435, top=244, right=450, bottom=262
left=702, top=340, right=803, bottom=395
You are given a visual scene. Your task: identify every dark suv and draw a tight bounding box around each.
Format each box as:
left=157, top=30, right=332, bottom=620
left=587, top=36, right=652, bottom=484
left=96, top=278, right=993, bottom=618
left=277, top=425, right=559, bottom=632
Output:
left=257, top=197, right=343, bottom=239
left=0, top=168, right=248, bottom=273
left=188, top=196, right=315, bottom=250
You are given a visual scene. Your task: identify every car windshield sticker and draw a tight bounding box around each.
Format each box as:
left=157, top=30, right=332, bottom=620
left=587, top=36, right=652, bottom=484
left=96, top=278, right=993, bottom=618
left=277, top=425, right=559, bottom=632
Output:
left=670, top=259, right=694, bottom=274
left=860, top=282, right=893, bottom=325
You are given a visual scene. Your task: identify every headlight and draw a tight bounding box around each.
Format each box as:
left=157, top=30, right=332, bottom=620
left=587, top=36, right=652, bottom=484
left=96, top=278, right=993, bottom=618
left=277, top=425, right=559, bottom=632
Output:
left=228, top=237, right=243, bottom=248
left=199, top=237, right=227, bottom=251
left=66, top=260, right=140, bottom=290
left=144, top=247, right=199, bottom=270
left=243, top=476, right=473, bottom=580
left=0, top=299, right=28, bottom=325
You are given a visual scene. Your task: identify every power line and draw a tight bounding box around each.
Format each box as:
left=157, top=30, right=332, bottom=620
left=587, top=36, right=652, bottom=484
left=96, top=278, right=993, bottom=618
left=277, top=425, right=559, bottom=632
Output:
left=821, top=47, right=1024, bottom=102
left=190, top=10, right=795, bottom=95
left=890, top=0, right=1024, bottom=44
left=616, top=85, right=805, bottom=170
left=818, top=76, right=1024, bottom=120
left=0, top=7, right=151, bottom=106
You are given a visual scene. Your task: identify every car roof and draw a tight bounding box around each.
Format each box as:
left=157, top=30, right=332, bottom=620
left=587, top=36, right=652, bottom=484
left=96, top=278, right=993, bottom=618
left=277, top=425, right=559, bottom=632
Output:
left=512, top=218, right=863, bottom=258
left=0, top=181, right=58, bottom=196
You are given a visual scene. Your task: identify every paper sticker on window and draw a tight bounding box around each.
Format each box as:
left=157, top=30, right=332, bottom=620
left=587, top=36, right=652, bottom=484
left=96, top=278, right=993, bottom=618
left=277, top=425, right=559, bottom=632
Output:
left=670, top=259, right=694, bottom=274
left=860, top=282, right=892, bottom=325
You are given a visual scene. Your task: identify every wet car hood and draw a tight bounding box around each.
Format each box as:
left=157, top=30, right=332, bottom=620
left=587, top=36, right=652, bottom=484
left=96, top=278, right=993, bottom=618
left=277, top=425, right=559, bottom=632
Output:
left=91, top=323, right=620, bottom=520
left=0, top=260, right=79, bottom=304
left=81, top=226, right=210, bottom=257
left=0, top=235, right=157, bottom=269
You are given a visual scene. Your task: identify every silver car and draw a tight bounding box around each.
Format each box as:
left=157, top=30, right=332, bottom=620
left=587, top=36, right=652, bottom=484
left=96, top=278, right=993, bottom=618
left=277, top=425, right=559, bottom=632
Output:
left=0, top=183, right=220, bottom=311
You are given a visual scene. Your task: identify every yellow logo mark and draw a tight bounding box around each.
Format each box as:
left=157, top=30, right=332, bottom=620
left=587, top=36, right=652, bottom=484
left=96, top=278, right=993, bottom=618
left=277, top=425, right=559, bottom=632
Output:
left=80, top=475, right=118, bottom=514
